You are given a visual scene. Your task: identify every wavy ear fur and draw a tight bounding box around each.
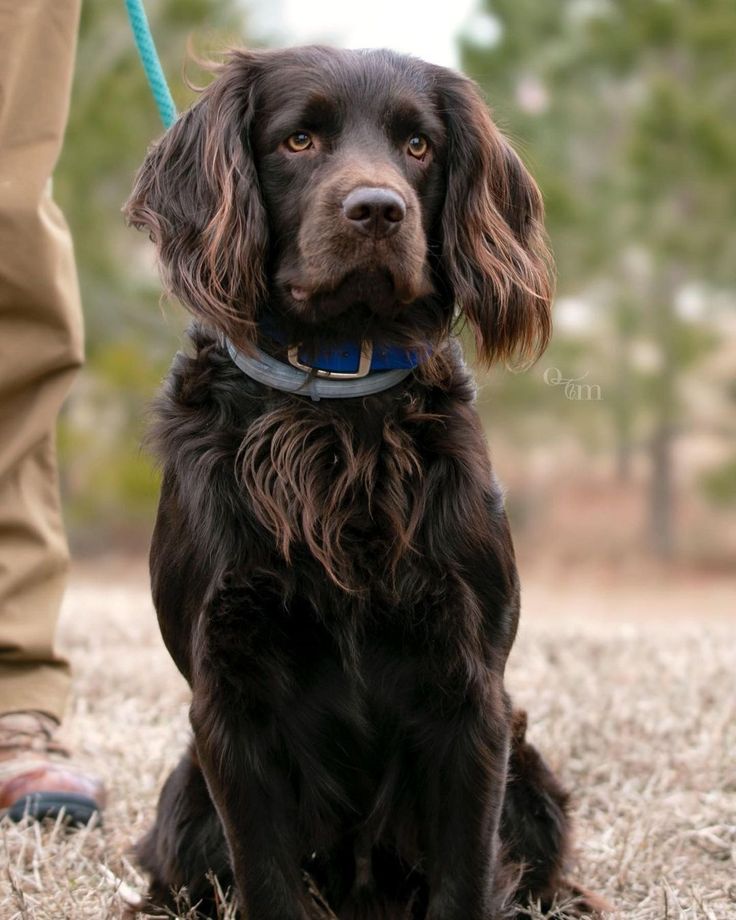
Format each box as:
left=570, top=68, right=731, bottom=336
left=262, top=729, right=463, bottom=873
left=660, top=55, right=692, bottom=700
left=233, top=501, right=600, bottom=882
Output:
left=124, top=52, right=268, bottom=345
left=436, top=70, right=553, bottom=366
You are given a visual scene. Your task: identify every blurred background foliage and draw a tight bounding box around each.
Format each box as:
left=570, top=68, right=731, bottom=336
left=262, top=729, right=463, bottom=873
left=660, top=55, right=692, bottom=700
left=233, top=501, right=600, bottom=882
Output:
left=462, top=0, right=736, bottom=567
left=56, top=0, right=735, bottom=569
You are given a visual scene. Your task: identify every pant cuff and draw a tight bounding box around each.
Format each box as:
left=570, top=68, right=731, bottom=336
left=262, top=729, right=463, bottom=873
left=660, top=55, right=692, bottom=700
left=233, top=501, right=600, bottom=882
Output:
left=0, top=662, right=71, bottom=722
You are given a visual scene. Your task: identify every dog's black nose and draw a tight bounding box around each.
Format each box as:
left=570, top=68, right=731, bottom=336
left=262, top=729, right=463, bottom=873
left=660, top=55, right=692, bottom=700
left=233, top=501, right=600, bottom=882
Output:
left=342, top=187, right=406, bottom=237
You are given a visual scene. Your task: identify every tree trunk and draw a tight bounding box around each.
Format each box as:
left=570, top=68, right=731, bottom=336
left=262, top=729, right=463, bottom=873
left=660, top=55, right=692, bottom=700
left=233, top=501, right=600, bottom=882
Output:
left=648, top=272, right=678, bottom=560
left=649, top=415, right=675, bottom=559
left=614, top=301, right=634, bottom=483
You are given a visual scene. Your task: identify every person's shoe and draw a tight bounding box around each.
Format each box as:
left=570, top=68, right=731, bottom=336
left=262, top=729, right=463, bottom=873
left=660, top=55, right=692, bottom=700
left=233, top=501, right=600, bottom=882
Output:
left=0, top=711, right=105, bottom=826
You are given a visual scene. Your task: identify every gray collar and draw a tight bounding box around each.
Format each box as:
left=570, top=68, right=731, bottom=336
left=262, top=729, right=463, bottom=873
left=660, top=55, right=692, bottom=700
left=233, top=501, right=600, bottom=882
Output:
left=225, top=338, right=413, bottom=401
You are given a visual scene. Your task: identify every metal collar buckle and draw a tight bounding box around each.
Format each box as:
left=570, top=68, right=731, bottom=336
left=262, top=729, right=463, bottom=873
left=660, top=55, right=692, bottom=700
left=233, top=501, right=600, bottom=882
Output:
left=287, top=341, right=373, bottom=379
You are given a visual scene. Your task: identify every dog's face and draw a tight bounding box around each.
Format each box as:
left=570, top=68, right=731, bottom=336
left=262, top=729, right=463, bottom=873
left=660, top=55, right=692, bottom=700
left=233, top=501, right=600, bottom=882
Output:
left=125, top=46, right=552, bottom=364
left=251, top=49, right=445, bottom=328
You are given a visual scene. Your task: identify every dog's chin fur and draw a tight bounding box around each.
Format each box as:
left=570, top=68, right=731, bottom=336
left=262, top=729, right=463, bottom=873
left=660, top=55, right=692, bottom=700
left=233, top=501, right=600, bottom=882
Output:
left=274, top=267, right=428, bottom=325
left=125, top=45, right=604, bottom=920
left=260, top=293, right=451, bottom=372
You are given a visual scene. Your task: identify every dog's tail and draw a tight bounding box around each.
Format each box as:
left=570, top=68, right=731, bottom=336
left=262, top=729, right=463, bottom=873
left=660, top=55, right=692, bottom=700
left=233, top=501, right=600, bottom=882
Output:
left=135, top=746, right=233, bottom=917
left=501, top=710, right=612, bottom=917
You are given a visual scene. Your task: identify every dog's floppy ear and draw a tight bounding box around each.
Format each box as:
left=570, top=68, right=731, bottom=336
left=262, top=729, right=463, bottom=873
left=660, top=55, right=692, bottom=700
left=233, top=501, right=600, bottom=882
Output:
left=124, top=52, right=267, bottom=345
left=436, top=70, right=553, bottom=366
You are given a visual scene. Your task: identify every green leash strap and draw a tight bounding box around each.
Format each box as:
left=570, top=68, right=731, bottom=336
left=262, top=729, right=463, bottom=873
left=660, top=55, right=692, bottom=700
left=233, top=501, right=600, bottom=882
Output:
left=125, top=0, right=177, bottom=129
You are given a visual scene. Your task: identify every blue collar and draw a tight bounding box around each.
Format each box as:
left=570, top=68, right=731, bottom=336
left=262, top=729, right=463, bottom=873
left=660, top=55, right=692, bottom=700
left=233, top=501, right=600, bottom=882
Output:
left=225, top=340, right=415, bottom=401
left=223, top=315, right=430, bottom=401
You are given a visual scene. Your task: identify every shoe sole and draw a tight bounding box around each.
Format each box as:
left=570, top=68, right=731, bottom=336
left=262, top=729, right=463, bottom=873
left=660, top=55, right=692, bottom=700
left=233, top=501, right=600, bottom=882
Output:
left=6, top=791, right=102, bottom=827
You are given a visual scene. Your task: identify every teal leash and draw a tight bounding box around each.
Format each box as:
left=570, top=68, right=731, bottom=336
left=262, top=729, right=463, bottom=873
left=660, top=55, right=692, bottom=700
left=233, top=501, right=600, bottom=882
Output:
left=125, top=0, right=177, bottom=129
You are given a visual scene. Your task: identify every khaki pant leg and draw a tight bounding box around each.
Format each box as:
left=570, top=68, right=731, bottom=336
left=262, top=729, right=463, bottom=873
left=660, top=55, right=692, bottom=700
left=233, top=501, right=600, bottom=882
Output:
left=0, top=0, right=83, bottom=720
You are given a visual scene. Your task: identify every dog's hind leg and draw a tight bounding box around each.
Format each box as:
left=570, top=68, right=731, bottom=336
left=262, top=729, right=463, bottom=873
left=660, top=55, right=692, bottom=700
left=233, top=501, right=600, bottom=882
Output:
left=136, top=743, right=233, bottom=918
left=501, top=710, right=610, bottom=917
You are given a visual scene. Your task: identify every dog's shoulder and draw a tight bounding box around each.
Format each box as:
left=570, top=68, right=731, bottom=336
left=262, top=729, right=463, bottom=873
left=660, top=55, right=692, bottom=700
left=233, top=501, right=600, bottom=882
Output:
left=147, top=323, right=261, bottom=465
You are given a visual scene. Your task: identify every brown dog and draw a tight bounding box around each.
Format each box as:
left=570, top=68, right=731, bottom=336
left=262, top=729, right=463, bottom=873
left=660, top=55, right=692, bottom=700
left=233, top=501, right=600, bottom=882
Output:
left=125, top=45, right=602, bottom=920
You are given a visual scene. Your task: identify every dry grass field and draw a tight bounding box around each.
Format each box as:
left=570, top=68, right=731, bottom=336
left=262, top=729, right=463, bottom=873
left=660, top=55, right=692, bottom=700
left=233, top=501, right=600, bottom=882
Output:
left=1, top=560, right=734, bottom=919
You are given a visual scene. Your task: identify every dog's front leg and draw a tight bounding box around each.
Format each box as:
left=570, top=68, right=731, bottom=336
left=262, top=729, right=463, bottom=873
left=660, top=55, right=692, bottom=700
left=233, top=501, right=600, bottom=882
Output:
left=190, top=679, right=310, bottom=920
left=423, top=683, right=512, bottom=920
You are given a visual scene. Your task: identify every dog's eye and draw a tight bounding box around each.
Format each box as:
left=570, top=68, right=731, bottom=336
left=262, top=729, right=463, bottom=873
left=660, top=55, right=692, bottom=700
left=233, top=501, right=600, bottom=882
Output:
left=285, top=131, right=313, bottom=152
left=407, top=134, right=429, bottom=159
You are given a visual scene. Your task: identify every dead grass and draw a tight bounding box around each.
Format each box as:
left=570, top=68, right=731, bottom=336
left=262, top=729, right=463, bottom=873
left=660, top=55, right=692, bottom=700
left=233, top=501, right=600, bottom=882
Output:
left=1, top=561, right=734, bottom=919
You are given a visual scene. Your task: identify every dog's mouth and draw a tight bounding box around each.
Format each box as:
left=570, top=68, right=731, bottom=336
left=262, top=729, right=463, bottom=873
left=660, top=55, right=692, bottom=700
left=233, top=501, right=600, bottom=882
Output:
left=282, top=267, right=415, bottom=324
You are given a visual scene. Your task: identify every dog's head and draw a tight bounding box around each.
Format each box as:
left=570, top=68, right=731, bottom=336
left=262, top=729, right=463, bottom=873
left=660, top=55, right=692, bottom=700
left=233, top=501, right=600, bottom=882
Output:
left=125, top=46, right=551, bottom=365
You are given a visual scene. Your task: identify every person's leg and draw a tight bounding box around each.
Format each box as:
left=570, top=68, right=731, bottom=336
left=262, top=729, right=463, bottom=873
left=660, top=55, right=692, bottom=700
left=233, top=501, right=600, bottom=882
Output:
left=0, top=0, right=104, bottom=825
left=0, top=0, right=83, bottom=720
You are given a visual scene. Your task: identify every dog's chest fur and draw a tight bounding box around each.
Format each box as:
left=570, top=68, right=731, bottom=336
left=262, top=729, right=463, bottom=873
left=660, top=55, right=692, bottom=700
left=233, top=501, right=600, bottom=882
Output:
left=235, top=389, right=431, bottom=591
left=154, top=328, right=495, bottom=590
left=151, top=327, right=517, bottom=694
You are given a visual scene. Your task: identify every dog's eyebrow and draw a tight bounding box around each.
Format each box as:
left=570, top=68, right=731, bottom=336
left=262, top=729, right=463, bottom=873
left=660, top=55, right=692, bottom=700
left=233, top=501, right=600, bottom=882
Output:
left=385, top=97, right=445, bottom=143
left=263, top=92, right=342, bottom=142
